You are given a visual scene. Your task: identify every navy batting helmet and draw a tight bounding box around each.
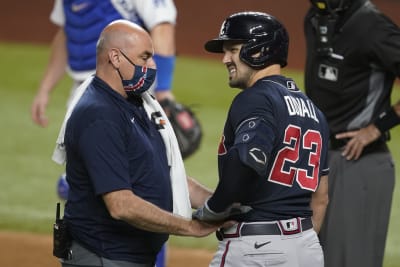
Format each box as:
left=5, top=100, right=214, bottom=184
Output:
left=204, top=11, right=289, bottom=69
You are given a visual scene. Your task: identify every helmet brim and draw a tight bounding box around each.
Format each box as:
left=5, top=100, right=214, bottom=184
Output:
left=204, top=39, right=224, bottom=53
left=204, top=38, right=247, bottom=53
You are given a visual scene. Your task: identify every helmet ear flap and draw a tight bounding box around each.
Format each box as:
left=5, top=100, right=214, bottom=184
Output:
left=239, top=28, right=288, bottom=69
left=240, top=40, right=270, bottom=69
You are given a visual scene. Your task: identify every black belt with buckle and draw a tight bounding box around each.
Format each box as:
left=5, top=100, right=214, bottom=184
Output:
left=216, top=217, right=313, bottom=241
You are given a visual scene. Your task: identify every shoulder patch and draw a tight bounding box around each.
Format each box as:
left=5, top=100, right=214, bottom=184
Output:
left=248, top=147, right=267, bottom=165
left=233, top=117, right=275, bottom=177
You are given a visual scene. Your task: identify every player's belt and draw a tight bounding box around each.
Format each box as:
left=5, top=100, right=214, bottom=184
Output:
left=216, top=217, right=313, bottom=240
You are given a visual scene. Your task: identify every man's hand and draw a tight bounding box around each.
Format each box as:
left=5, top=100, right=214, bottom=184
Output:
left=335, top=124, right=381, bottom=160
left=188, top=219, right=235, bottom=237
left=31, top=92, right=50, bottom=127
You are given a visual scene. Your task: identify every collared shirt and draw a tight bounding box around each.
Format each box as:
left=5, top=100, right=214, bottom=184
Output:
left=64, top=76, right=171, bottom=264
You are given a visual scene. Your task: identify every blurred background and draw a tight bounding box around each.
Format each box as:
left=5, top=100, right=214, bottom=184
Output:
left=0, top=0, right=399, bottom=266
left=1, top=0, right=400, bottom=69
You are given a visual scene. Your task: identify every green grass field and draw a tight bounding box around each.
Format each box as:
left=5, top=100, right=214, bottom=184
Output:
left=0, top=42, right=399, bottom=266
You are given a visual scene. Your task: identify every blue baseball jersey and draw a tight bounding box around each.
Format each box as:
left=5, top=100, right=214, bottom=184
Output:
left=51, top=0, right=177, bottom=87
left=218, top=75, right=330, bottom=221
left=64, top=77, right=172, bottom=263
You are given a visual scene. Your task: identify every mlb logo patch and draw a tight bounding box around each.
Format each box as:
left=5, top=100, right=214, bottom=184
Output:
left=278, top=218, right=301, bottom=235
left=318, top=64, right=338, bottom=81
left=286, top=80, right=296, bottom=90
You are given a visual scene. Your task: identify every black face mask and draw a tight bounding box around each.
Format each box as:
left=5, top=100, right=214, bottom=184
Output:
left=310, top=0, right=352, bottom=13
left=314, top=13, right=337, bottom=57
left=310, top=1, right=339, bottom=57
left=310, top=0, right=355, bottom=57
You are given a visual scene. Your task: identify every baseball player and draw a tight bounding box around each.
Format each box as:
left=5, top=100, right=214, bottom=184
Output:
left=304, top=1, right=400, bottom=266
left=193, top=12, right=330, bottom=267
left=31, top=0, right=178, bottom=126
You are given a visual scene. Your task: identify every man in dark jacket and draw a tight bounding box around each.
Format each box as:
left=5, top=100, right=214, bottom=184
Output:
left=304, top=1, right=400, bottom=266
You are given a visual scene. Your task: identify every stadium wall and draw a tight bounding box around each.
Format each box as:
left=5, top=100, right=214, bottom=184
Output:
left=1, top=0, right=399, bottom=70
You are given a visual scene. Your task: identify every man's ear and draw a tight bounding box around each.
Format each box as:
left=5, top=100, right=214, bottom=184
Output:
left=108, top=48, right=121, bottom=68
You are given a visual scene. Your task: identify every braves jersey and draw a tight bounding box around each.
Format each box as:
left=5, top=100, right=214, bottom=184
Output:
left=218, top=75, right=329, bottom=221
left=304, top=1, right=400, bottom=135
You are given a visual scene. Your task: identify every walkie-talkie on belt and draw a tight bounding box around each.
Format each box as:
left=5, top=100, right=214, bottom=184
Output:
left=53, top=202, right=72, bottom=259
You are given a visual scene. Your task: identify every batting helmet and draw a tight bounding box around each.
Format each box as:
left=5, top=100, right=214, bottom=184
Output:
left=204, top=11, right=289, bottom=69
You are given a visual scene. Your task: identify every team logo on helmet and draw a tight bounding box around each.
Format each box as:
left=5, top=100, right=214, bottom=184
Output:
left=219, top=21, right=228, bottom=37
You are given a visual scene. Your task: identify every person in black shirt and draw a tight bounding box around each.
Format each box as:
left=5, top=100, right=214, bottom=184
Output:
left=58, top=20, right=224, bottom=267
left=304, top=1, right=400, bottom=266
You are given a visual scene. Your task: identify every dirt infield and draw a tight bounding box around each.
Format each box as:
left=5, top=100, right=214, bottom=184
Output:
left=0, top=231, right=214, bottom=267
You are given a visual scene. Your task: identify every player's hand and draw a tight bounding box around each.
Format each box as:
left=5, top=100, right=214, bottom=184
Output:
left=192, top=201, right=252, bottom=222
left=188, top=219, right=235, bottom=237
left=31, top=92, right=50, bottom=127
left=192, top=200, right=252, bottom=223
left=335, top=124, right=381, bottom=160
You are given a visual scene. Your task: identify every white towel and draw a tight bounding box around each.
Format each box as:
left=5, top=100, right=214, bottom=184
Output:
left=52, top=75, right=94, bottom=165
left=142, top=92, right=192, bottom=219
left=52, top=77, right=192, bottom=219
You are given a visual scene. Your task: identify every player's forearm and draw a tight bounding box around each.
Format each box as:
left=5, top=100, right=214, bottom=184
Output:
left=187, top=177, right=213, bottom=209
left=208, top=148, right=257, bottom=212
left=151, top=23, right=175, bottom=56
left=38, top=28, right=68, bottom=95
left=310, top=175, right=329, bottom=233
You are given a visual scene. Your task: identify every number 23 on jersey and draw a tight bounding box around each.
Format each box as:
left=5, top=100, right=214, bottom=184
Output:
left=269, top=124, right=322, bottom=192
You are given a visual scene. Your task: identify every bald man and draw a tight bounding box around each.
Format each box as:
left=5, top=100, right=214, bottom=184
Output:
left=59, top=20, right=217, bottom=267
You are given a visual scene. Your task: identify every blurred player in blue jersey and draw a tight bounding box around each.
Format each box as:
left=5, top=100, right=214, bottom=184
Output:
left=31, top=0, right=178, bottom=127
left=193, top=12, right=330, bottom=267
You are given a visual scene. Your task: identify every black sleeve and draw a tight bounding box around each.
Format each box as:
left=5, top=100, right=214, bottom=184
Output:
left=207, top=148, right=258, bottom=213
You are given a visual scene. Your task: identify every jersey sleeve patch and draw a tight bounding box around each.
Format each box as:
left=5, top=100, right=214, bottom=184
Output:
left=233, top=117, right=275, bottom=177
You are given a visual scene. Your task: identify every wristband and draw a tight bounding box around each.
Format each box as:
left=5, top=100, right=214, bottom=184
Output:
left=374, top=107, right=400, bottom=133
left=192, top=199, right=229, bottom=222
left=153, top=54, right=176, bottom=91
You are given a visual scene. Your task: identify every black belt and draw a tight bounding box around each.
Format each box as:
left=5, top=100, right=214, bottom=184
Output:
left=329, top=137, right=388, bottom=155
left=216, top=217, right=313, bottom=241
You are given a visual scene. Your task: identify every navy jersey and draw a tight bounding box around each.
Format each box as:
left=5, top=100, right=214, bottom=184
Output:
left=218, top=75, right=330, bottom=221
left=64, top=77, right=171, bottom=263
